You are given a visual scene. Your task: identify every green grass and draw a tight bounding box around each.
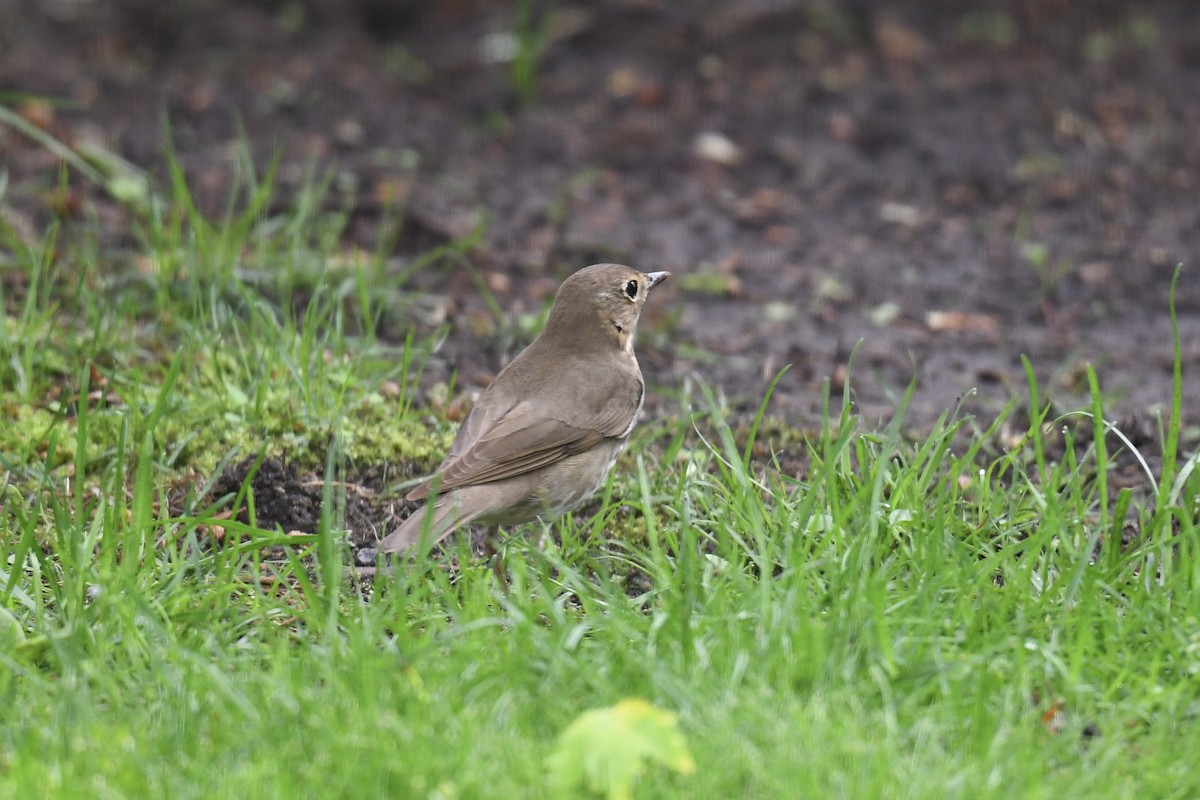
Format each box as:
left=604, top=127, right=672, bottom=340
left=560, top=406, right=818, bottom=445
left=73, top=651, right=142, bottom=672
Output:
left=2, top=144, right=1199, bottom=799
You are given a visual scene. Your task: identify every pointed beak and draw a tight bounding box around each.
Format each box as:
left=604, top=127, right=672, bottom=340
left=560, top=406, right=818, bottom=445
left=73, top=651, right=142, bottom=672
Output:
left=645, top=271, right=671, bottom=290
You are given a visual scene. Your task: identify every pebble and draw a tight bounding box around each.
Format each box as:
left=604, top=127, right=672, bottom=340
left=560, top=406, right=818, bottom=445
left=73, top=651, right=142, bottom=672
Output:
left=694, top=131, right=743, bottom=166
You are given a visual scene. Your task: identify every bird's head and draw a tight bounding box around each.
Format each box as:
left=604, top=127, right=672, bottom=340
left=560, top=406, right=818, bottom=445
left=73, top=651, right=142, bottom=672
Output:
left=543, top=263, right=670, bottom=354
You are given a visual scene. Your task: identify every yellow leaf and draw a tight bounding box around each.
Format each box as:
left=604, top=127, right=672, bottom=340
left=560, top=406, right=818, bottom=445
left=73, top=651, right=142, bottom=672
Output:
left=548, top=699, right=695, bottom=800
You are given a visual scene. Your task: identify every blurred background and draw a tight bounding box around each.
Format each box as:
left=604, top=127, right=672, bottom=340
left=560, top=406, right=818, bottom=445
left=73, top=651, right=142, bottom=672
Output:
left=2, top=0, right=1197, bottom=427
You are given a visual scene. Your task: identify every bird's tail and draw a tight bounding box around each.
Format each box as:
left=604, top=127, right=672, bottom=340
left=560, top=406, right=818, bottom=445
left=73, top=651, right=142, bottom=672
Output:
left=378, top=496, right=473, bottom=554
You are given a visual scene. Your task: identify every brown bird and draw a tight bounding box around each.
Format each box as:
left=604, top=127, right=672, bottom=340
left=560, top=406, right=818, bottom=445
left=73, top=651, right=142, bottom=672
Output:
left=379, top=263, right=670, bottom=555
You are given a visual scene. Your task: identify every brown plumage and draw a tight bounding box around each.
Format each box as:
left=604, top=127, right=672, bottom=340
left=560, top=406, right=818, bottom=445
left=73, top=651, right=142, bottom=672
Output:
left=379, top=263, right=670, bottom=555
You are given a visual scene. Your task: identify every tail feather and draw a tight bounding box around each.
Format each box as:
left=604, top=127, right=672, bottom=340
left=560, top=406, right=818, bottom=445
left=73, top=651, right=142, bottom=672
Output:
left=379, top=496, right=473, bottom=554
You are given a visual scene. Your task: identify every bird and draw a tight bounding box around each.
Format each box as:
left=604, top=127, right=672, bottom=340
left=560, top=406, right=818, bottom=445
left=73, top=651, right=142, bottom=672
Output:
left=379, top=263, right=670, bottom=555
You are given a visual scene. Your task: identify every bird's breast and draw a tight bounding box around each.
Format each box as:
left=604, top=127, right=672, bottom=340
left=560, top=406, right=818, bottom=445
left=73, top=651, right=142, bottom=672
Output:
left=538, top=438, right=628, bottom=518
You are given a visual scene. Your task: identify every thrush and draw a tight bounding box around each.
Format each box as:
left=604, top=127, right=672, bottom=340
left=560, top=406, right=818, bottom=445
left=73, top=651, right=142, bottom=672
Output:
left=379, top=263, right=670, bottom=555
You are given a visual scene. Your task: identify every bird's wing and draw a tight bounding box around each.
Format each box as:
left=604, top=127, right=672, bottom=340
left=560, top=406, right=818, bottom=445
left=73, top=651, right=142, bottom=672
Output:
left=407, top=371, right=641, bottom=499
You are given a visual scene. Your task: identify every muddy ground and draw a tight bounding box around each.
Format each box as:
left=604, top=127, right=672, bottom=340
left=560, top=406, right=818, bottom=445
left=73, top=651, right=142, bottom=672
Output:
left=3, top=0, right=1198, bottom=547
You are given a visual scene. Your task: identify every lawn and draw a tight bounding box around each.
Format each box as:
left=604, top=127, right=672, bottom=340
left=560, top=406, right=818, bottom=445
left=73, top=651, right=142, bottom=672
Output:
left=1, top=155, right=1198, bottom=799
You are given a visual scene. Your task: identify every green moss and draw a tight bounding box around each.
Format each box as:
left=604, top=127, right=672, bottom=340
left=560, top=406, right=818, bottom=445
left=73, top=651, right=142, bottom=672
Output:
left=0, top=377, right=454, bottom=492
left=341, top=392, right=455, bottom=468
left=151, top=386, right=455, bottom=478
left=0, top=396, right=127, bottom=476
left=154, top=410, right=262, bottom=475
left=599, top=503, right=654, bottom=551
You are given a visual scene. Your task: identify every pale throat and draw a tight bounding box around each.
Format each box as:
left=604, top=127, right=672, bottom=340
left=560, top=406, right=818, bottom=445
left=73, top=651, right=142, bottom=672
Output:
left=601, top=303, right=639, bottom=355
left=605, top=319, right=638, bottom=359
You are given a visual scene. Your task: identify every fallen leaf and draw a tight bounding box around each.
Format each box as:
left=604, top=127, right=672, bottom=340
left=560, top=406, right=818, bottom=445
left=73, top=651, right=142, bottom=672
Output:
left=1042, top=699, right=1066, bottom=735
left=549, top=699, right=695, bottom=800
left=18, top=99, right=55, bottom=130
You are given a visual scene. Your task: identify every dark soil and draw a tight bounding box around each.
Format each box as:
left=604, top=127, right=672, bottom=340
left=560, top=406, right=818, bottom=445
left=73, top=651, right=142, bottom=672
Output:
left=4, top=0, right=1198, bottom=553
left=204, top=455, right=397, bottom=551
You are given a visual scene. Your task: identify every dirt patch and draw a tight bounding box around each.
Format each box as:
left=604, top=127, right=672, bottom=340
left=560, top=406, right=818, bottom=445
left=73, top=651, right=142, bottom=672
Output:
left=205, top=455, right=400, bottom=553
left=4, top=0, right=1197, bottom=431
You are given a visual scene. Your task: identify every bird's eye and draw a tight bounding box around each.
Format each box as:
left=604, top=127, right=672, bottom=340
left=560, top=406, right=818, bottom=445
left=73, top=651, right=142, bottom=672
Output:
left=624, top=280, right=639, bottom=299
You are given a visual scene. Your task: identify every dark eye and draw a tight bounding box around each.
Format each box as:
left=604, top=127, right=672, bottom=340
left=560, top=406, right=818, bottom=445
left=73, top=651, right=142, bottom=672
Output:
left=624, top=280, right=639, bottom=299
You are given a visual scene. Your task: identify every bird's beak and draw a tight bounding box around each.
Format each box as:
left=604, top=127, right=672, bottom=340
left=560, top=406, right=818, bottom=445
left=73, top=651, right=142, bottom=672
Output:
left=644, top=271, right=671, bottom=290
